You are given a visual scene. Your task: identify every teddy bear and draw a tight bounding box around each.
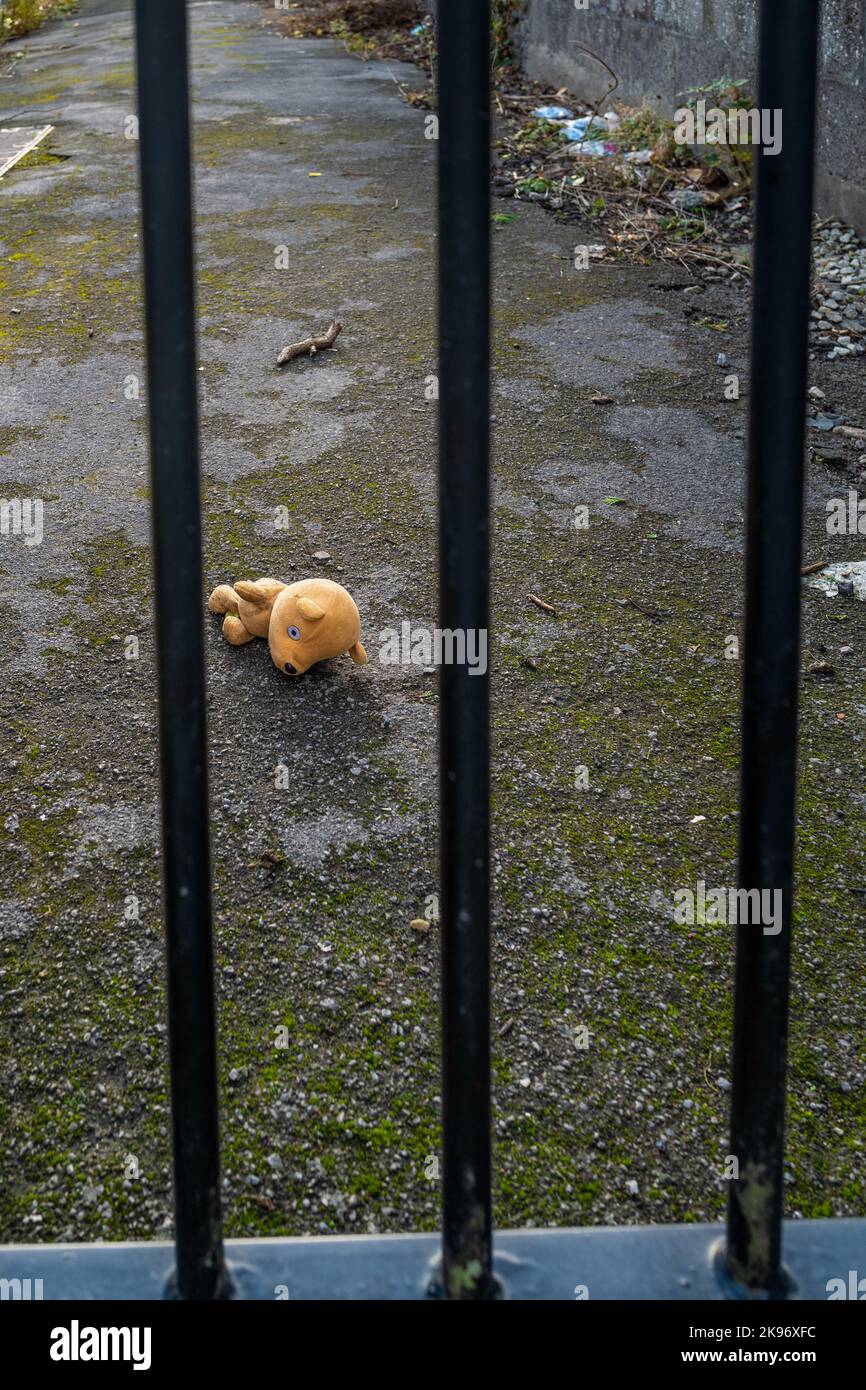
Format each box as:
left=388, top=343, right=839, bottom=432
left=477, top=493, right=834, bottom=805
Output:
left=208, top=575, right=367, bottom=676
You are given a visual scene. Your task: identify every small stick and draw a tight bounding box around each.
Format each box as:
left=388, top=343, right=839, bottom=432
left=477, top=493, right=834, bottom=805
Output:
left=801, top=560, right=828, bottom=576
left=618, top=596, right=666, bottom=623
left=528, top=593, right=557, bottom=616
left=277, top=319, right=342, bottom=366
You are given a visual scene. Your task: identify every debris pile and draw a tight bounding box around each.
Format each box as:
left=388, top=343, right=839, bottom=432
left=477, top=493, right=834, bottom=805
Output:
left=273, top=2, right=866, bottom=353
left=805, top=562, right=866, bottom=601
left=492, top=88, right=758, bottom=281
left=268, top=0, right=431, bottom=67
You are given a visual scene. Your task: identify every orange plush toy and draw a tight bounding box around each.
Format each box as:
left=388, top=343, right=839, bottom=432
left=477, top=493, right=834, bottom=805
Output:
left=208, top=576, right=367, bottom=676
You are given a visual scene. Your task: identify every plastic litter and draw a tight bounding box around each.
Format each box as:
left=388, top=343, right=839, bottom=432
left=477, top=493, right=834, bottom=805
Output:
left=562, top=115, right=609, bottom=142
left=805, top=562, right=866, bottom=600
left=807, top=412, right=847, bottom=431
left=668, top=188, right=709, bottom=210
left=568, top=139, right=615, bottom=157
left=623, top=149, right=653, bottom=164
left=533, top=105, right=574, bottom=121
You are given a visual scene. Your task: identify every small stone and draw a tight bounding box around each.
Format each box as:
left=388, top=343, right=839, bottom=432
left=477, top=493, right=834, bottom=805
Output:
left=410, top=918, right=430, bottom=933
left=312, top=549, right=332, bottom=562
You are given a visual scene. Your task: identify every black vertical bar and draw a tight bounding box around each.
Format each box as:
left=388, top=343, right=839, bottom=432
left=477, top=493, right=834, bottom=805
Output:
left=134, top=1, right=226, bottom=1300
left=727, top=0, right=820, bottom=1293
left=437, top=0, right=493, bottom=1300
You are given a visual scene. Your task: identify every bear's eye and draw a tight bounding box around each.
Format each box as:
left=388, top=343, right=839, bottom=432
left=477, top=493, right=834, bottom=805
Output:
left=288, top=625, right=300, bottom=640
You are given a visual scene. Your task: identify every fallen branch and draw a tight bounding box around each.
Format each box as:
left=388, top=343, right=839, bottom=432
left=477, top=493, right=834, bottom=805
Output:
left=528, top=593, right=557, bottom=616
left=277, top=319, right=342, bottom=366
left=801, top=560, right=828, bottom=576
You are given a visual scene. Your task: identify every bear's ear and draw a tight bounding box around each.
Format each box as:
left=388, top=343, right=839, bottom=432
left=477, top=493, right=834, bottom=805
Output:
left=297, top=595, right=325, bottom=620
left=235, top=580, right=270, bottom=608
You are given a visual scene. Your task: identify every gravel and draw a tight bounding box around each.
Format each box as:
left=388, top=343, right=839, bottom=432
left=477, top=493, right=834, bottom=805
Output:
left=811, top=222, right=866, bottom=360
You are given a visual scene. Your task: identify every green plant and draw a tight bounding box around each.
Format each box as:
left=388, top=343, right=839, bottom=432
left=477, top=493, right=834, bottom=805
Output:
left=612, top=107, right=672, bottom=153
left=512, top=117, right=562, bottom=157
left=1, top=0, right=75, bottom=41
left=681, top=76, right=752, bottom=107
left=329, top=18, right=378, bottom=61
left=516, top=175, right=552, bottom=197
left=656, top=213, right=708, bottom=243
left=679, top=76, right=756, bottom=180
left=491, top=0, right=523, bottom=70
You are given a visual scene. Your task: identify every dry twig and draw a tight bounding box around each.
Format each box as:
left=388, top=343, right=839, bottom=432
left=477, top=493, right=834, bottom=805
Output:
left=277, top=319, right=342, bottom=366
left=528, top=593, right=557, bottom=616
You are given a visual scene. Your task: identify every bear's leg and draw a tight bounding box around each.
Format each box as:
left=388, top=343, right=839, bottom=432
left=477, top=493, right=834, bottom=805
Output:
left=208, top=583, right=240, bottom=615
left=222, top=614, right=255, bottom=646
left=348, top=641, right=368, bottom=665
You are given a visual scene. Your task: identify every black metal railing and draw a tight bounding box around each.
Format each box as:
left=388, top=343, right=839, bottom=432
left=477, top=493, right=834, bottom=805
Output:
left=3, top=0, right=860, bottom=1303
left=728, top=0, right=820, bottom=1296
left=134, top=0, right=225, bottom=1302
left=437, top=0, right=493, bottom=1302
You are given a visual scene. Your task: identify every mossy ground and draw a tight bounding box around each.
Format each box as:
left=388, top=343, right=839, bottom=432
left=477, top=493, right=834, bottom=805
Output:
left=0, top=0, right=864, bottom=1247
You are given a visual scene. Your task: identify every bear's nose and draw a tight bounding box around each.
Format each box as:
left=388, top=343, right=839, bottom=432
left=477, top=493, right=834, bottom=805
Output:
left=284, top=662, right=296, bottom=674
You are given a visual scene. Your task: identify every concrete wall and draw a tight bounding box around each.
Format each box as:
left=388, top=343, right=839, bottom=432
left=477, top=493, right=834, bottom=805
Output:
left=517, top=0, right=866, bottom=234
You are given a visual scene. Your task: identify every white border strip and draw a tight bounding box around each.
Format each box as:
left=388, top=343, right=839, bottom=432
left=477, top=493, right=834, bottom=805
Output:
left=0, top=123, right=54, bottom=179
